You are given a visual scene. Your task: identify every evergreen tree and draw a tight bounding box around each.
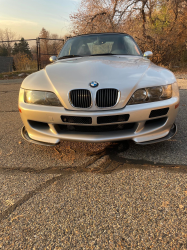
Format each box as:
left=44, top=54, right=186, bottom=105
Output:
left=0, top=44, right=8, bottom=56
left=12, top=38, right=32, bottom=58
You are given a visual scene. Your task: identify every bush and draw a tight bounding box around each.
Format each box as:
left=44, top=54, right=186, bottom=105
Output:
left=13, top=53, right=37, bottom=71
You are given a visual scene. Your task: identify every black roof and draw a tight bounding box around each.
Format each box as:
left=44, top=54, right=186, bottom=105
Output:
left=68, top=32, right=130, bottom=39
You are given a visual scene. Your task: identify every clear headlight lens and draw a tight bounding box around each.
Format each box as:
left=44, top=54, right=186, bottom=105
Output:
left=128, top=84, right=172, bottom=105
left=24, top=90, right=63, bottom=107
left=132, top=89, right=147, bottom=102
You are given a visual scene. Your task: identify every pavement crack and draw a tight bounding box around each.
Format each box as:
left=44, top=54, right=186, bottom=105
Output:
left=0, top=90, right=18, bottom=94
left=0, top=154, right=105, bottom=222
left=0, top=110, right=19, bottom=113
left=1, top=141, right=186, bottom=222
left=0, top=154, right=104, bottom=174
left=0, top=174, right=64, bottom=223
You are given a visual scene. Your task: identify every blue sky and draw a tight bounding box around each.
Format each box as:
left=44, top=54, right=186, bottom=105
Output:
left=0, top=0, right=81, bottom=39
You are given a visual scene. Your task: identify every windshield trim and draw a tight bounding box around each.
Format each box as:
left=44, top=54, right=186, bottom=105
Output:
left=57, top=55, right=143, bottom=62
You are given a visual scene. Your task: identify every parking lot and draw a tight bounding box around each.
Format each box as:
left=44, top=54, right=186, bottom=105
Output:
left=0, top=78, right=187, bottom=249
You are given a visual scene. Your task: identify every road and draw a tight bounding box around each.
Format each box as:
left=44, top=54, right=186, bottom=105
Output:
left=0, top=78, right=186, bottom=249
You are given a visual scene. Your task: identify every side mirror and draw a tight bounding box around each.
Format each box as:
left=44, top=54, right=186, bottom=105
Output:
left=143, top=51, right=153, bottom=59
left=49, top=56, right=57, bottom=62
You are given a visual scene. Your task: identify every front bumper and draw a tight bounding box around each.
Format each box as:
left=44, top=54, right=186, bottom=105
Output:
left=19, top=89, right=179, bottom=145
left=21, top=123, right=177, bottom=146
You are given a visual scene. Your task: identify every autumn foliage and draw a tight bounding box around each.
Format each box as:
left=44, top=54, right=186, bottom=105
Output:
left=13, top=53, right=37, bottom=71
left=70, top=0, right=187, bottom=66
left=38, top=28, right=64, bottom=68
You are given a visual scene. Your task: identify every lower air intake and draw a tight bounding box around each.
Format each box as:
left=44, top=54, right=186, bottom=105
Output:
left=56, top=123, right=136, bottom=133
left=61, top=116, right=92, bottom=124
left=97, top=114, right=129, bottom=124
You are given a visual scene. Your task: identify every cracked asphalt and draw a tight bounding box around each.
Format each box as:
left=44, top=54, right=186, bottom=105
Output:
left=0, top=78, right=187, bottom=249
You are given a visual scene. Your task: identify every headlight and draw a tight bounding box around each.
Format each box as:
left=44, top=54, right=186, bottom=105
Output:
left=24, top=90, right=63, bottom=107
left=127, top=84, right=172, bottom=105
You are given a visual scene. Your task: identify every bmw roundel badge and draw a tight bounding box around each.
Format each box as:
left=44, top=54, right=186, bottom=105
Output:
left=90, top=81, right=99, bottom=88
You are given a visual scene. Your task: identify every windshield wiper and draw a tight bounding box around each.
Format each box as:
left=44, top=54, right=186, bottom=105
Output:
left=90, top=53, right=116, bottom=56
left=58, top=55, right=82, bottom=60
left=58, top=53, right=116, bottom=60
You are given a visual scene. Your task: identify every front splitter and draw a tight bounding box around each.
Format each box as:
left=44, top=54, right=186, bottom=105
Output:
left=136, top=123, right=177, bottom=145
left=21, top=126, right=60, bottom=147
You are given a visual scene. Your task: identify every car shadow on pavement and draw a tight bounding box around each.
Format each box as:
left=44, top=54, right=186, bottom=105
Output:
left=1, top=140, right=187, bottom=175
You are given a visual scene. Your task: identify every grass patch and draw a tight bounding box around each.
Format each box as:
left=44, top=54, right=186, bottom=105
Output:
left=0, top=69, right=37, bottom=79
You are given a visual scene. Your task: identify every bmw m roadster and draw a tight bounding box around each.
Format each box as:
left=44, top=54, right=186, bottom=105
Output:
left=19, top=33, right=179, bottom=146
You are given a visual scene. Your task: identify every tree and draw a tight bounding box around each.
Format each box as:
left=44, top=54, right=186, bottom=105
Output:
left=0, top=44, right=8, bottom=56
left=128, top=0, right=187, bottom=64
left=0, top=28, right=16, bottom=56
left=38, top=28, right=64, bottom=68
left=70, top=0, right=132, bottom=34
left=70, top=0, right=187, bottom=65
left=12, top=38, right=32, bottom=58
left=39, top=27, right=64, bottom=55
left=40, top=28, right=50, bottom=55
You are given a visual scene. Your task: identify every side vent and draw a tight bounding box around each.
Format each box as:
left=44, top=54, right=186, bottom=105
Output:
left=149, top=108, right=169, bottom=118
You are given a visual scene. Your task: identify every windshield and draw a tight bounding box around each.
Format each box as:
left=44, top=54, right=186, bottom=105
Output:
left=58, top=34, right=142, bottom=59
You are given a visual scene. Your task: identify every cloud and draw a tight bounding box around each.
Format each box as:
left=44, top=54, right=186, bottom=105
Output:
left=0, top=18, right=38, bottom=26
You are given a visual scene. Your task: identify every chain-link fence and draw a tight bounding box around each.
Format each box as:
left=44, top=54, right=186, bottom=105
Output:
left=0, top=37, right=65, bottom=72
left=36, top=37, right=64, bottom=70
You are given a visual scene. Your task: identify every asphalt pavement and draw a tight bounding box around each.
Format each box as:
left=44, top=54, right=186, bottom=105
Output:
left=0, top=79, right=186, bottom=249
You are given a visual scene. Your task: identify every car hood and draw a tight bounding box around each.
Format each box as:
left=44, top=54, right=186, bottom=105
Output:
left=22, top=56, right=176, bottom=110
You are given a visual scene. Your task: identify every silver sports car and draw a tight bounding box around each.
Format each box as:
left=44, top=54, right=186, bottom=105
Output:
left=19, top=33, right=179, bottom=146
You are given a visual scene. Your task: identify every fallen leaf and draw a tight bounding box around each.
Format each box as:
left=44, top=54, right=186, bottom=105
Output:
left=179, top=204, right=184, bottom=209
left=10, top=215, right=24, bottom=222
left=162, top=201, right=169, bottom=208
left=7, top=150, right=13, bottom=156
left=5, top=199, right=14, bottom=206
